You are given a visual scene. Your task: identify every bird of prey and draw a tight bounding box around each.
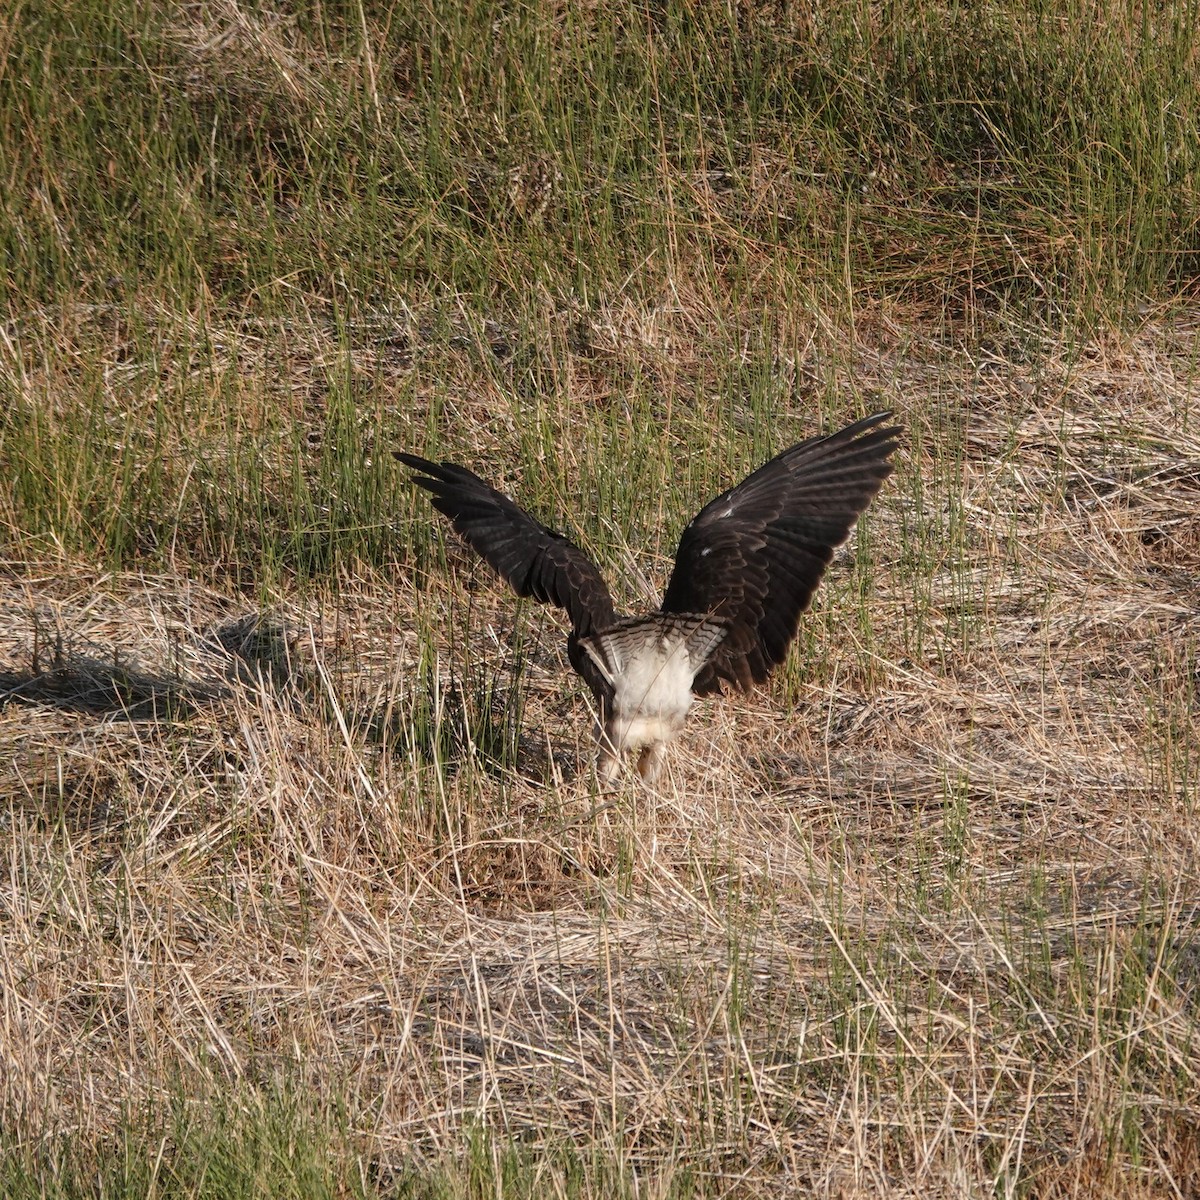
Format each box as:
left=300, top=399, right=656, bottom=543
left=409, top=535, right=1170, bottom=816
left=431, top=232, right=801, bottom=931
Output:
left=397, top=411, right=901, bottom=783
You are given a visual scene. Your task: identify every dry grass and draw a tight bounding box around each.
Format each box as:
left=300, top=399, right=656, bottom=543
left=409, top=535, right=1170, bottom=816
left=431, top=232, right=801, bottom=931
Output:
left=3, top=318, right=1199, bottom=1196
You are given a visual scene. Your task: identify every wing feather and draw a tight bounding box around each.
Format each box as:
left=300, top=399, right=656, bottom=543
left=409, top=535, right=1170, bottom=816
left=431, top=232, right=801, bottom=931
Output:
left=660, top=412, right=901, bottom=696
left=396, top=453, right=616, bottom=640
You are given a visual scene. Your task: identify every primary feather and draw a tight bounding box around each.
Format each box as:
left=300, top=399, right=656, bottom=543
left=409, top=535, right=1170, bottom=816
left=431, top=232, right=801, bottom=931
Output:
left=397, top=412, right=901, bottom=781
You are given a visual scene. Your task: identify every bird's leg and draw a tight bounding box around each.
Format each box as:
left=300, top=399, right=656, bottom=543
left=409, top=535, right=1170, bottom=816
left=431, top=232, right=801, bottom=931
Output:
left=596, top=742, right=621, bottom=785
left=594, top=719, right=622, bottom=786
left=636, top=742, right=665, bottom=782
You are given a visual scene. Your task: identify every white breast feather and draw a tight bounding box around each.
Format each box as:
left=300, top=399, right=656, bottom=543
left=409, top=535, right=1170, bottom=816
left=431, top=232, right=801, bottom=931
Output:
left=608, top=639, right=695, bottom=746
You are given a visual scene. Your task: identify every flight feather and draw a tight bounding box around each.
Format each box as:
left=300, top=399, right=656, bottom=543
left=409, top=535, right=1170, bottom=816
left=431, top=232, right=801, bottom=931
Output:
left=395, top=453, right=616, bottom=639
left=660, top=412, right=901, bottom=695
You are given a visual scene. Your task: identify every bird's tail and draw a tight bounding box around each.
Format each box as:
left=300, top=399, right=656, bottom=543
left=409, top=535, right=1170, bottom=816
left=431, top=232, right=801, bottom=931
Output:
left=579, top=613, right=727, bottom=688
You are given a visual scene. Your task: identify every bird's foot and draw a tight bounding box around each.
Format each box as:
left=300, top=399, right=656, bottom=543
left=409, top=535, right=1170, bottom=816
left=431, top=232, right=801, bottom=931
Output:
left=636, top=743, right=665, bottom=782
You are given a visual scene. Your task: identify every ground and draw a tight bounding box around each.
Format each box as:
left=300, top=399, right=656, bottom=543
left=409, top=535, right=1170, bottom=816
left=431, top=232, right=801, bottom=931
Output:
left=4, top=321, right=1199, bottom=1196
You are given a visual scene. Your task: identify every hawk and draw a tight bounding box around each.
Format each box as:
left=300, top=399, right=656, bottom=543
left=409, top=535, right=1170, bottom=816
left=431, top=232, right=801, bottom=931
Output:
left=397, top=411, right=901, bottom=782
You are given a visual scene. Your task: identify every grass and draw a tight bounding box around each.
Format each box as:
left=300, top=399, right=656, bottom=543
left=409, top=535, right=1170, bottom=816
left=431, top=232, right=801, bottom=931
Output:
left=2, top=0, right=1200, bottom=1195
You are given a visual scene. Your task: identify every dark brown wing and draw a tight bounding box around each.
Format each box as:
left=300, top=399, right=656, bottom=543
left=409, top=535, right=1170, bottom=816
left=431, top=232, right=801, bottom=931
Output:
left=396, top=453, right=616, bottom=641
left=659, top=412, right=901, bottom=696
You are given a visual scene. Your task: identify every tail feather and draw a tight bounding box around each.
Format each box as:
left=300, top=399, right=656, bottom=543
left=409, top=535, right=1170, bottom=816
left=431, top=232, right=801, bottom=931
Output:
left=580, top=613, right=727, bottom=686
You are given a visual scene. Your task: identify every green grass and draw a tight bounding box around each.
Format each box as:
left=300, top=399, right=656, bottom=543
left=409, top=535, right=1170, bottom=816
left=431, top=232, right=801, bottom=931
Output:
left=3, top=0, right=1200, bottom=576
left=0, top=1084, right=715, bottom=1200
left=0, top=1086, right=363, bottom=1200
left=2, top=1, right=1200, bottom=1197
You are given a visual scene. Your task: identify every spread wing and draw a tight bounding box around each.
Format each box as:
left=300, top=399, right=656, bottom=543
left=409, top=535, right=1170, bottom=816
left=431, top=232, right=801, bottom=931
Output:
left=396, top=453, right=616, bottom=640
left=659, top=412, right=901, bottom=696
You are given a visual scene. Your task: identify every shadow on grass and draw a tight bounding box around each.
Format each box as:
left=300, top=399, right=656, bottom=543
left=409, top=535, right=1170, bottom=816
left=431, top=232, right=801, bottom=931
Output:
left=2, top=606, right=560, bottom=786
left=0, top=614, right=296, bottom=720
left=0, top=655, right=225, bottom=719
